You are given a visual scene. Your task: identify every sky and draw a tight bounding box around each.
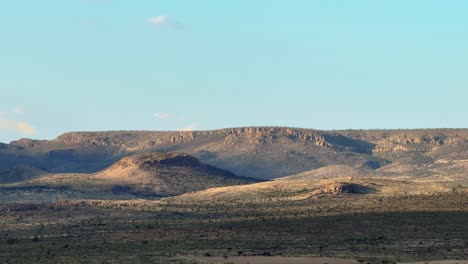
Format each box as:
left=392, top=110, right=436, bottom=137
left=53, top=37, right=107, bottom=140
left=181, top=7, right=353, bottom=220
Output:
left=0, top=0, right=467, bottom=143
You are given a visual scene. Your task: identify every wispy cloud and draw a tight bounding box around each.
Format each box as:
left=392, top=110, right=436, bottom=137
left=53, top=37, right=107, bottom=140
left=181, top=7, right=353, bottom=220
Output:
left=147, top=15, right=170, bottom=26
left=153, top=112, right=178, bottom=121
left=0, top=107, right=36, bottom=135
left=146, top=15, right=188, bottom=30
left=0, top=116, right=37, bottom=135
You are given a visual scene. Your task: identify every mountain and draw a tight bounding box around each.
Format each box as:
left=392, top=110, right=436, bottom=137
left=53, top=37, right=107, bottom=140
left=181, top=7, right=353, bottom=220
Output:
left=0, top=153, right=260, bottom=203
left=0, top=127, right=467, bottom=180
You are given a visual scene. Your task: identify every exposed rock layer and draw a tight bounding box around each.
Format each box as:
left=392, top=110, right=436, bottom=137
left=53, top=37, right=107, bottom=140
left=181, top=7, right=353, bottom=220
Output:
left=1, top=127, right=467, bottom=180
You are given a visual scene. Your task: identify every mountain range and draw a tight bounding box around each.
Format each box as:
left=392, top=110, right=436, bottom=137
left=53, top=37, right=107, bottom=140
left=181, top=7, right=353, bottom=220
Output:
left=1, top=127, right=467, bottom=181
left=1, top=127, right=468, bottom=263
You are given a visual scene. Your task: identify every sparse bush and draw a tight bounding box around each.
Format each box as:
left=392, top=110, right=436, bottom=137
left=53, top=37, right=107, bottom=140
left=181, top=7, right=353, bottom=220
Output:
left=6, top=238, right=17, bottom=244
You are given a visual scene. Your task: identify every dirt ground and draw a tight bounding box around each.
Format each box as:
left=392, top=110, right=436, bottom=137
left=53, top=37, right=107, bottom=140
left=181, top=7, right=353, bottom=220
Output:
left=196, top=258, right=468, bottom=264
left=196, top=256, right=358, bottom=264
left=401, top=261, right=468, bottom=264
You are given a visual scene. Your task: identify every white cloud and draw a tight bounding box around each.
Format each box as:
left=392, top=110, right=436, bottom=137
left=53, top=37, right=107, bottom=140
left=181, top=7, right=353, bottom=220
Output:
left=153, top=112, right=177, bottom=121
left=147, top=15, right=170, bottom=26
left=146, top=15, right=188, bottom=30
left=0, top=116, right=37, bottom=135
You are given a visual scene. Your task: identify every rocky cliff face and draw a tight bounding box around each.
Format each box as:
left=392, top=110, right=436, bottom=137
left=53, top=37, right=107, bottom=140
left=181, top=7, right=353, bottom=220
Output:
left=42, top=127, right=374, bottom=154
left=12, top=128, right=467, bottom=153
left=114, top=153, right=201, bottom=170
left=222, top=127, right=374, bottom=153
left=2, top=127, right=468, bottom=180
left=341, top=130, right=468, bottom=156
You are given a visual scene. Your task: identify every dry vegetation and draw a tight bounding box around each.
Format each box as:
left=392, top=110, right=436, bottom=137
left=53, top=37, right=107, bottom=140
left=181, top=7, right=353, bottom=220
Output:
left=2, top=128, right=467, bottom=180
left=0, top=128, right=468, bottom=263
left=0, top=153, right=259, bottom=203
left=0, top=177, right=467, bottom=263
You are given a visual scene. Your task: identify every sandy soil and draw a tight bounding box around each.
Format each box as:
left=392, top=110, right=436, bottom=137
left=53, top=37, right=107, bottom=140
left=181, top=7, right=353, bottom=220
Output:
left=400, top=261, right=468, bottom=264
left=196, top=257, right=468, bottom=264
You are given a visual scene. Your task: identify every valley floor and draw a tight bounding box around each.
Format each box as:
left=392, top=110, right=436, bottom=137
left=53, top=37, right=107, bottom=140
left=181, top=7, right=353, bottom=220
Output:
left=195, top=256, right=359, bottom=264
left=0, top=191, right=467, bottom=263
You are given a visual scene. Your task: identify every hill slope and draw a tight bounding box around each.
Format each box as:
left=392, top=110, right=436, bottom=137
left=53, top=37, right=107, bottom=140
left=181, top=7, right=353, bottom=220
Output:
left=163, top=177, right=455, bottom=205
left=0, top=153, right=260, bottom=202
left=0, top=127, right=467, bottom=180
left=0, top=163, right=48, bottom=184
left=279, top=165, right=375, bottom=180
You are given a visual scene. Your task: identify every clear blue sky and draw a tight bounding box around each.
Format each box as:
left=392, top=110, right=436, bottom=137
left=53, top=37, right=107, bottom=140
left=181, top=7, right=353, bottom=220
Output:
left=0, top=0, right=467, bottom=143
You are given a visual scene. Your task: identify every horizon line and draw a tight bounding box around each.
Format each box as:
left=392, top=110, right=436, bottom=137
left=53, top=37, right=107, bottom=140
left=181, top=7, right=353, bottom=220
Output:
left=3, top=126, right=467, bottom=144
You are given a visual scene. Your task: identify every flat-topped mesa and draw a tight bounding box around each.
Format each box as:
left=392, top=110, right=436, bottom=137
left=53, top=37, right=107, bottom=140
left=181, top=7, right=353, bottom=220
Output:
left=381, top=134, right=467, bottom=147
left=222, top=127, right=375, bottom=153
left=3, top=127, right=468, bottom=180
left=223, top=127, right=326, bottom=145
left=372, top=134, right=468, bottom=153
left=11, top=128, right=468, bottom=151
left=56, top=131, right=197, bottom=147
left=48, top=127, right=376, bottom=153
left=55, top=128, right=323, bottom=146
left=343, top=130, right=468, bottom=146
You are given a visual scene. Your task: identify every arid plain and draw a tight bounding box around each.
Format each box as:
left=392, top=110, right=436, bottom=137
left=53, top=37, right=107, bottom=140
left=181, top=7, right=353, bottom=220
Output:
left=0, top=127, right=467, bottom=263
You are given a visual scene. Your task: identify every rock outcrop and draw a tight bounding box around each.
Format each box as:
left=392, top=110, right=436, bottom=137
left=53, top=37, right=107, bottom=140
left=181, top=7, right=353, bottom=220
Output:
left=2, top=127, right=468, bottom=180
left=322, top=182, right=373, bottom=194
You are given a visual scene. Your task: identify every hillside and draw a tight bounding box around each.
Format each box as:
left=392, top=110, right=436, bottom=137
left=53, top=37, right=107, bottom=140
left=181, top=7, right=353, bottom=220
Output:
left=163, top=177, right=456, bottom=205
left=0, top=127, right=467, bottom=180
left=0, top=153, right=260, bottom=202
left=279, top=165, right=374, bottom=180
left=0, top=163, right=48, bottom=184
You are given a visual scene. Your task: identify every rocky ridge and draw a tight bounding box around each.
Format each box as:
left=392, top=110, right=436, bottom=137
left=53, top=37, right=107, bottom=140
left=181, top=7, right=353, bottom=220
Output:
left=2, top=127, right=468, bottom=180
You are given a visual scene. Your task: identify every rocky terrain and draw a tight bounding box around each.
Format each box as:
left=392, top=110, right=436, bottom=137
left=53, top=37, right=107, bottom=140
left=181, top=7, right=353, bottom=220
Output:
left=0, top=127, right=467, bottom=263
left=1, top=127, right=467, bottom=180
left=1, top=176, right=467, bottom=263
left=0, top=153, right=259, bottom=203
left=163, top=176, right=459, bottom=205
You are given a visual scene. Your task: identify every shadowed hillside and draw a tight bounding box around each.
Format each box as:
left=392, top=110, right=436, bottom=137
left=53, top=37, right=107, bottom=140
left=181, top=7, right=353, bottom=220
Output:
left=0, top=153, right=260, bottom=202
left=0, top=127, right=467, bottom=180
left=0, top=163, right=48, bottom=184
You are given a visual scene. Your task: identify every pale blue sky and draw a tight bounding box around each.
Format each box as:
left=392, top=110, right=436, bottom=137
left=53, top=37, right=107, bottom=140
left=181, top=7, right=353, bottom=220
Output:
left=0, top=0, right=467, bottom=143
